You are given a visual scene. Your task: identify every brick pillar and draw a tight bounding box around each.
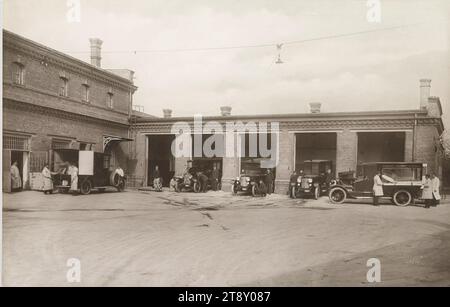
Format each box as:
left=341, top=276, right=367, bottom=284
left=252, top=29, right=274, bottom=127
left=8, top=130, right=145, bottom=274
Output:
left=128, top=132, right=147, bottom=187
left=404, top=130, right=413, bottom=162
left=274, top=129, right=294, bottom=194
left=336, top=130, right=357, bottom=174
left=221, top=133, right=239, bottom=192
left=175, top=157, right=191, bottom=176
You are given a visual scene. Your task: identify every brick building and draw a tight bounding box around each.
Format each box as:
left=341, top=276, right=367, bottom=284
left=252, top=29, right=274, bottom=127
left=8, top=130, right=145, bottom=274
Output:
left=130, top=80, right=445, bottom=194
left=2, top=30, right=137, bottom=192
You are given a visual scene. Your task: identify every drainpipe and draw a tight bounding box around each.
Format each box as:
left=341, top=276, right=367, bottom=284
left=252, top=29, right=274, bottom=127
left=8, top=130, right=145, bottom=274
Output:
left=412, top=113, right=417, bottom=161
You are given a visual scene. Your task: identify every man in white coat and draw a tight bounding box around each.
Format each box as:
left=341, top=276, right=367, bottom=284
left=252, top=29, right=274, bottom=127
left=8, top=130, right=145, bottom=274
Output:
left=373, top=171, right=383, bottom=206
left=373, top=170, right=395, bottom=206
left=430, top=173, right=441, bottom=207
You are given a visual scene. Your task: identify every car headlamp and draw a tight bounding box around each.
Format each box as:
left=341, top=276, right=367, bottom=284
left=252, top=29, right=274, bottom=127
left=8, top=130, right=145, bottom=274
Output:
left=297, top=177, right=302, bottom=183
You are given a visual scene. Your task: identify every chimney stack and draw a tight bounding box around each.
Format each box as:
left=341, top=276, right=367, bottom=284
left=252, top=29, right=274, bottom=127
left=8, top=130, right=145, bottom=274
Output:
left=220, top=106, right=232, bottom=116
left=163, top=109, right=172, bottom=118
left=420, top=79, right=431, bottom=109
left=309, top=102, right=321, bottom=114
left=89, top=38, right=103, bottom=67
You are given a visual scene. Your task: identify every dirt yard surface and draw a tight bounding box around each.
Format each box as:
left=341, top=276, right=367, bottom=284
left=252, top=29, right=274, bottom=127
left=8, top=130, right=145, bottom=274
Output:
left=2, top=189, right=450, bottom=286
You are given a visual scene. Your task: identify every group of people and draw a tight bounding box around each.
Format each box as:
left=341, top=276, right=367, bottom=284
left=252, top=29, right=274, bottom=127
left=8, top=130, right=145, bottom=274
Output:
left=372, top=171, right=441, bottom=208
left=41, top=162, right=79, bottom=194
left=153, top=164, right=221, bottom=193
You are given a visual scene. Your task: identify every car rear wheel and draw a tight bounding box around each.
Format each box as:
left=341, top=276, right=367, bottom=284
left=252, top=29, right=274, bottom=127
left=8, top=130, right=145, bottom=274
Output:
left=314, top=187, right=320, bottom=200
left=80, top=180, right=92, bottom=195
left=393, top=190, right=412, bottom=207
left=329, top=187, right=346, bottom=204
left=174, top=182, right=181, bottom=192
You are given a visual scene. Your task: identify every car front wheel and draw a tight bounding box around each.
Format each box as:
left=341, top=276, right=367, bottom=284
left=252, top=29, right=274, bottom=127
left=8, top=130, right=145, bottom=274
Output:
left=314, top=186, right=320, bottom=200
left=329, top=187, right=346, bottom=204
left=231, top=184, right=237, bottom=195
left=252, top=184, right=259, bottom=197
left=393, top=190, right=412, bottom=207
left=193, top=182, right=201, bottom=193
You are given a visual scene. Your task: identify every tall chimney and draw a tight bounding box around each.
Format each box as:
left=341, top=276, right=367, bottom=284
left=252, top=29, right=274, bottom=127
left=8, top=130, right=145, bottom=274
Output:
left=89, top=38, right=103, bottom=67
left=220, top=106, right=232, bottom=116
left=163, top=109, right=172, bottom=118
left=309, top=102, right=321, bottom=114
left=420, top=79, right=431, bottom=109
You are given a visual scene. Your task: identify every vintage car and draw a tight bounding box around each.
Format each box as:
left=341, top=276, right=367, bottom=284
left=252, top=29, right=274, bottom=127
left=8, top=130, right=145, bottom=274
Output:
left=173, top=166, right=201, bottom=193
left=328, top=162, right=427, bottom=206
left=52, top=149, right=126, bottom=195
left=231, top=159, right=275, bottom=196
left=290, top=160, right=333, bottom=199
left=191, top=159, right=222, bottom=191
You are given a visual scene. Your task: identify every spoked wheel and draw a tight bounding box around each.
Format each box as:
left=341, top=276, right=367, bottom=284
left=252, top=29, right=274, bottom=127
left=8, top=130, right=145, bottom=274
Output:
left=193, top=182, right=201, bottom=193
left=314, top=187, right=320, bottom=200
left=80, top=180, right=92, bottom=195
left=393, top=190, right=412, bottom=207
left=252, top=184, right=259, bottom=197
left=329, top=187, right=347, bottom=204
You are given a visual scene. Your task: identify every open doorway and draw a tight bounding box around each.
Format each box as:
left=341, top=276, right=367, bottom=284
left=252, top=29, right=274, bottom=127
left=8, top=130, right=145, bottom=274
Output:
left=147, top=135, right=175, bottom=187
left=295, top=133, right=337, bottom=174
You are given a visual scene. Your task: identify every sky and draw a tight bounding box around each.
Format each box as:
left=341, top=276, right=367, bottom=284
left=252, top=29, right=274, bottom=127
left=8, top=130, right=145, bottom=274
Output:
left=3, top=0, right=450, bottom=127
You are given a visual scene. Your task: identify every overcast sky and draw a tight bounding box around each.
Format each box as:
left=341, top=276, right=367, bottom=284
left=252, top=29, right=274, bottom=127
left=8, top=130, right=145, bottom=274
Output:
left=4, top=0, right=449, bottom=126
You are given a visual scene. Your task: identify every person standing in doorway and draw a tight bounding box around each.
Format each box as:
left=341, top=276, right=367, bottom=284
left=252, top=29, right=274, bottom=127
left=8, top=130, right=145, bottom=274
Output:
left=372, top=170, right=383, bottom=206
left=153, top=165, right=162, bottom=192
left=210, top=165, right=219, bottom=191
left=325, top=168, right=334, bottom=190
left=10, top=161, right=22, bottom=192
left=265, top=169, right=274, bottom=195
left=198, top=171, right=209, bottom=193
left=430, top=173, right=441, bottom=207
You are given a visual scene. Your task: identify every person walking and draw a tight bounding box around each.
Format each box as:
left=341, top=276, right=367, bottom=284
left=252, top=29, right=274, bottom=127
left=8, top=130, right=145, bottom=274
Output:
left=265, top=169, right=274, bottom=195
left=68, top=163, right=79, bottom=194
left=430, top=173, right=441, bottom=207
left=10, top=161, right=22, bottom=192
left=422, top=174, right=433, bottom=208
left=325, top=168, right=334, bottom=190
left=41, top=164, right=55, bottom=195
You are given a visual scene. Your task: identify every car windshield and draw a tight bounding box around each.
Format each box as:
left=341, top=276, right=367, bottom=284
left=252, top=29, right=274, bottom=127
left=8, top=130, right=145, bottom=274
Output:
left=382, top=166, right=422, bottom=181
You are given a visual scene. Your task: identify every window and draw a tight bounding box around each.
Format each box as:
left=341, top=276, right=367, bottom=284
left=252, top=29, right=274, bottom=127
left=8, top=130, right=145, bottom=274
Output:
left=82, top=84, right=90, bottom=103
left=3, top=135, right=30, bottom=151
left=12, top=62, right=25, bottom=85
left=59, top=77, right=69, bottom=97
left=107, top=92, right=114, bottom=109
left=51, top=139, right=71, bottom=150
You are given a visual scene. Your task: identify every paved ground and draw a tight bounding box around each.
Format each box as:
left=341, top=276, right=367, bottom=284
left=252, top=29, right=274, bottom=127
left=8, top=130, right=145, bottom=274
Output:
left=2, top=189, right=450, bottom=286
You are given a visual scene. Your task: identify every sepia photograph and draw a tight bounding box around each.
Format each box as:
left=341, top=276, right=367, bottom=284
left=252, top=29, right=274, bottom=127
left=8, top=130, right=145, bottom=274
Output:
left=1, top=0, right=449, bottom=292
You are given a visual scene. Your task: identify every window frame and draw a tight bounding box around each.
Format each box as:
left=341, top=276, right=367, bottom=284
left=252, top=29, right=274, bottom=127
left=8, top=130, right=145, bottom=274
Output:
left=12, top=62, right=25, bottom=85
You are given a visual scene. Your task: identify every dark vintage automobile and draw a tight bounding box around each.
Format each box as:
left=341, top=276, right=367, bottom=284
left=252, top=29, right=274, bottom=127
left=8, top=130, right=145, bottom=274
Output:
left=172, top=166, right=201, bottom=193
left=290, top=160, right=333, bottom=199
left=231, top=159, right=275, bottom=196
left=191, top=159, right=222, bottom=191
left=328, top=162, right=427, bottom=206
left=52, top=149, right=126, bottom=195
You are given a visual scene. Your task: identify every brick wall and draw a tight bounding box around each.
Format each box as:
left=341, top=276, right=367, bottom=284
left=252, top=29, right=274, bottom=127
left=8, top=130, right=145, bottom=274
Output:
left=336, top=130, right=357, bottom=174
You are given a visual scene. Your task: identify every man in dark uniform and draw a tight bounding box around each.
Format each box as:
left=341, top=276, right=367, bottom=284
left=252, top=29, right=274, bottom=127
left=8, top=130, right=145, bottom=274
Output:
left=210, top=166, right=220, bottom=191
left=197, top=171, right=209, bottom=193
left=265, top=169, right=274, bottom=195
left=324, top=168, right=333, bottom=190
